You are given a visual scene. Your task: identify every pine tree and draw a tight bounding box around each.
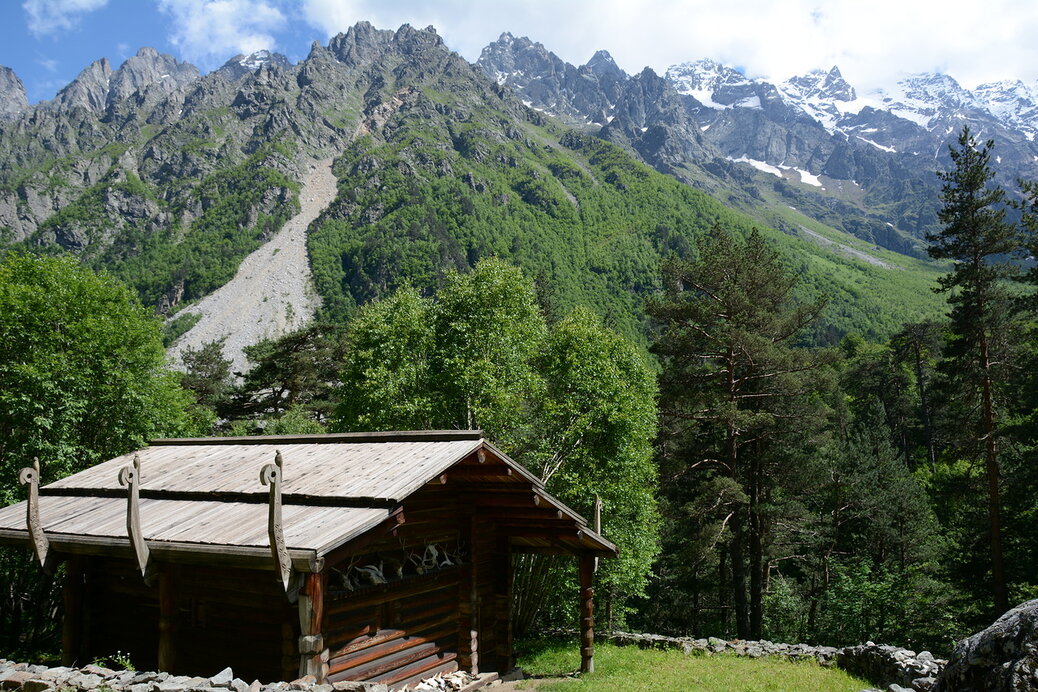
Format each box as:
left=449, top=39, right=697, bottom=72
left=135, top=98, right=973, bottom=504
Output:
left=927, top=126, right=1020, bottom=615
left=649, top=226, right=833, bottom=639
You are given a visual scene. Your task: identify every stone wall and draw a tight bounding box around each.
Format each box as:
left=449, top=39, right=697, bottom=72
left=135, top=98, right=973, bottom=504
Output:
left=604, top=632, right=946, bottom=691
left=0, top=662, right=387, bottom=692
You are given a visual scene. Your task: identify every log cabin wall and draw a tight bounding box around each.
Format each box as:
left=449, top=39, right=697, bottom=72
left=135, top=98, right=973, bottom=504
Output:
left=322, top=484, right=511, bottom=689
left=77, top=557, right=296, bottom=682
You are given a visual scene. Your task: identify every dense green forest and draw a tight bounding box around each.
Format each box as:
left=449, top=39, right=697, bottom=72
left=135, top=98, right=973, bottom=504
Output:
left=2, top=126, right=1037, bottom=666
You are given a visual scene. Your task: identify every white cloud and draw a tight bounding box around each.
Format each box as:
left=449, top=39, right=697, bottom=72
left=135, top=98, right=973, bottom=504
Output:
left=36, top=56, right=59, bottom=72
left=23, top=0, right=108, bottom=36
left=297, top=0, right=1038, bottom=93
left=157, top=0, right=286, bottom=68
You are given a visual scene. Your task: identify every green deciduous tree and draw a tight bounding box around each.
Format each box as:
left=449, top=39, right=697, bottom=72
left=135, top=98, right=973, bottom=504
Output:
left=334, top=258, right=659, bottom=629
left=927, top=126, right=1021, bottom=615
left=0, top=253, right=197, bottom=655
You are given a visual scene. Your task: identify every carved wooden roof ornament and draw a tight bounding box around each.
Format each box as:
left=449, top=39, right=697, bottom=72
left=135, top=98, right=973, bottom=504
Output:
left=260, top=450, right=292, bottom=591
left=18, top=458, right=49, bottom=569
left=118, top=454, right=150, bottom=576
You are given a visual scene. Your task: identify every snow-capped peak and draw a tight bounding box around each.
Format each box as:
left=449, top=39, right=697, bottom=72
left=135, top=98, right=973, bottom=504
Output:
left=666, top=58, right=750, bottom=95
left=782, top=66, right=856, bottom=102
left=239, top=50, right=275, bottom=71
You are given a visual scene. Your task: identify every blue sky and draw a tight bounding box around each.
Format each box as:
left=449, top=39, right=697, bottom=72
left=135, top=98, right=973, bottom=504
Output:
left=4, top=0, right=1038, bottom=104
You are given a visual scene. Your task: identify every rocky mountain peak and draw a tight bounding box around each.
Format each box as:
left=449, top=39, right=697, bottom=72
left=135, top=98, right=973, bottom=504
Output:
left=972, top=79, right=1038, bottom=135
left=108, top=47, right=199, bottom=103
left=783, top=66, right=856, bottom=102
left=476, top=32, right=557, bottom=86
left=586, top=49, right=622, bottom=76
left=51, top=57, right=113, bottom=112
left=0, top=66, right=29, bottom=118
left=666, top=59, right=750, bottom=95
left=328, top=21, right=395, bottom=66
left=217, top=50, right=290, bottom=81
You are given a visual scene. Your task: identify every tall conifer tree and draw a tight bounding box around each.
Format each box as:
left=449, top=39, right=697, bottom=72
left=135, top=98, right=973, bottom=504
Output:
left=927, top=126, right=1019, bottom=615
left=650, top=227, right=832, bottom=639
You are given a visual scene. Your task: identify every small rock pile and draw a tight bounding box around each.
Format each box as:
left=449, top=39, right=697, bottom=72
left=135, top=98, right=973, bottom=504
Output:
left=410, top=671, right=476, bottom=690
left=604, top=631, right=946, bottom=691
left=0, top=663, right=388, bottom=692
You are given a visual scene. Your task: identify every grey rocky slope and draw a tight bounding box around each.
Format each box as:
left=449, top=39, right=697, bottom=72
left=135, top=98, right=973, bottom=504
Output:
left=167, top=159, right=333, bottom=376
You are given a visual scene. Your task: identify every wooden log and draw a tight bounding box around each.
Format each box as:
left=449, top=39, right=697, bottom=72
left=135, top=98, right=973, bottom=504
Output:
left=329, top=611, right=457, bottom=659
left=62, top=555, right=84, bottom=666
left=298, top=571, right=328, bottom=681
left=157, top=565, right=176, bottom=672
left=579, top=555, right=594, bottom=674
left=374, top=651, right=459, bottom=687
left=494, top=535, right=513, bottom=673
left=333, top=641, right=440, bottom=682
left=329, top=624, right=456, bottom=676
left=458, top=511, right=479, bottom=674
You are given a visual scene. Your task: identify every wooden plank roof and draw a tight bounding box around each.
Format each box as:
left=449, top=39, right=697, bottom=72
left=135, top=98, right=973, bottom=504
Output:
left=0, top=430, right=617, bottom=568
left=47, top=432, right=485, bottom=503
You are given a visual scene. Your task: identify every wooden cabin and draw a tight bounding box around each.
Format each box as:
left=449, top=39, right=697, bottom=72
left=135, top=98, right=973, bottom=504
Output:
left=0, top=431, right=614, bottom=689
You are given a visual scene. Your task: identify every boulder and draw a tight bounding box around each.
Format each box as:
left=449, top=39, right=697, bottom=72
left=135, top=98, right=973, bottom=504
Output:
left=935, top=599, right=1038, bottom=691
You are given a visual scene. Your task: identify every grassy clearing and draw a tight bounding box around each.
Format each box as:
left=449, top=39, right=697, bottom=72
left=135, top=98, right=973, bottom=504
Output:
left=513, top=640, right=871, bottom=692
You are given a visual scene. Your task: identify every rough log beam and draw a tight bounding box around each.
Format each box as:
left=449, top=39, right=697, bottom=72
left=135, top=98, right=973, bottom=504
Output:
left=298, top=571, right=328, bottom=681
left=61, top=554, right=84, bottom=666
left=458, top=510, right=478, bottom=673
left=0, top=529, right=322, bottom=571
left=158, top=565, right=176, bottom=672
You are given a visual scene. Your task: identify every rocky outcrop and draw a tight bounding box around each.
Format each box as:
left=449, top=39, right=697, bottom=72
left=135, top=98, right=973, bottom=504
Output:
left=51, top=58, right=113, bottom=113
left=0, top=66, right=29, bottom=119
left=934, top=599, right=1038, bottom=691
left=107, top=47, right=199, bottom=104
left=47, top=48, right=198, bottom=114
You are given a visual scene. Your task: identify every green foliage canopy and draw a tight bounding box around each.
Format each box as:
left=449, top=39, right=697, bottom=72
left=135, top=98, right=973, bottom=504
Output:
left=0, top=254, right=196, bottom=503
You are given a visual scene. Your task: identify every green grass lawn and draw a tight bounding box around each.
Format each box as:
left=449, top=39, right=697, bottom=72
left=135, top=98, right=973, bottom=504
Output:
left=514, top=640, right=871, bottom=692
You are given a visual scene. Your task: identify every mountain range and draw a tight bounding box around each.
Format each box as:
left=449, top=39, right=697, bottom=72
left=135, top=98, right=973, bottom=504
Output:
left=0, top=22, right=990, bottom=359
left=478, top=33, right=1038, bottom=254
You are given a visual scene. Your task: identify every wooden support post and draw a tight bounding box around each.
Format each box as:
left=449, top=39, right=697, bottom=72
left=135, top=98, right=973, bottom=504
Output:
left=457, top=510, right=479, bottom=673
left=298, top=571, right=328, bottom=681
left=62, top=555, right=84, bottom=666
left=19, top=458, right=49, bottom=569
left=579, top=555, right=595, bottom=675
left=494, top=534, right=513, bottom=673
left=154, top=564, right=175, bottom=672
left=158, top=565, right=176, bottom=672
